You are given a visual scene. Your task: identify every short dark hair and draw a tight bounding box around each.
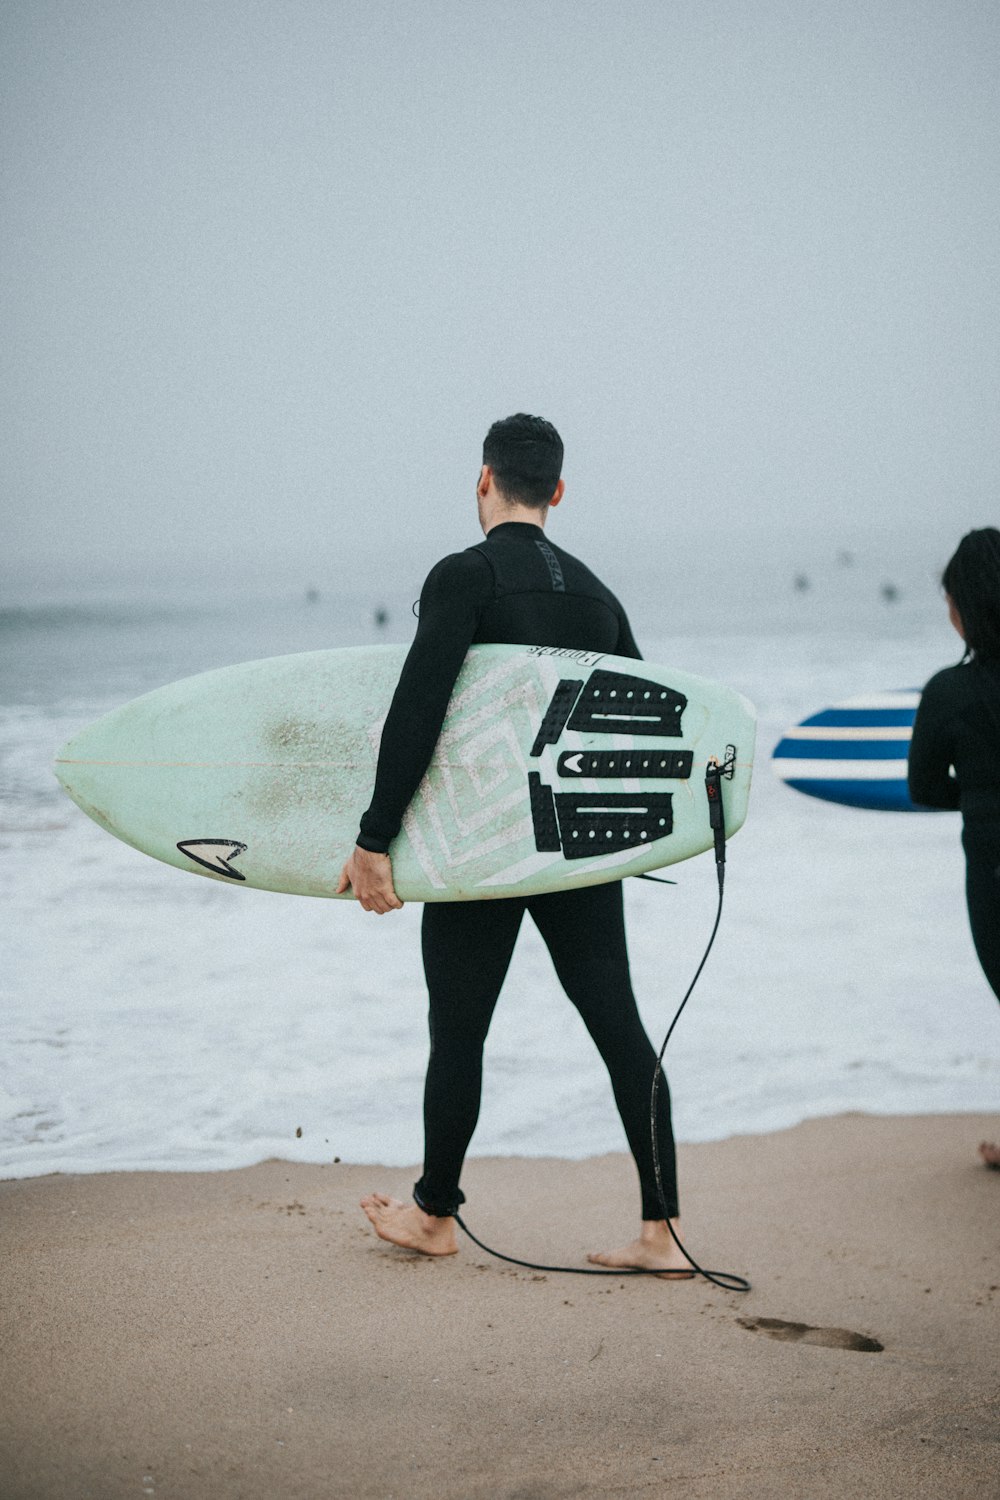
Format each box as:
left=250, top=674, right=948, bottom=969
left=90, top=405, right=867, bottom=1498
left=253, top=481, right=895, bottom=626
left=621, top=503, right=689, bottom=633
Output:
left=482, top=413, right=564, bottom=508
left=942, top=526, right=1000, bottom=662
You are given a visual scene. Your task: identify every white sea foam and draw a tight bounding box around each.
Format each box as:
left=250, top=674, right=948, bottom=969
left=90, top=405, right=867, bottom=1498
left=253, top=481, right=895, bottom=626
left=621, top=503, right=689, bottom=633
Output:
left=2, top=576, right=997, bottom=1180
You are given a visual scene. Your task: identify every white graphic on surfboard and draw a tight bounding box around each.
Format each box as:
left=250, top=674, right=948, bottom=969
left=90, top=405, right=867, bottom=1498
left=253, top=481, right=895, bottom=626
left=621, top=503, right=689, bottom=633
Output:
left=397, top=661, right=546, bottom=889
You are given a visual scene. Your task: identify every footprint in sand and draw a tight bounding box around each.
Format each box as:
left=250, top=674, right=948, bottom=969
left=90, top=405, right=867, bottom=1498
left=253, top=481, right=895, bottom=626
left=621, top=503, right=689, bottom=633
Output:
left=738, top=1316, right=883, bottom=1353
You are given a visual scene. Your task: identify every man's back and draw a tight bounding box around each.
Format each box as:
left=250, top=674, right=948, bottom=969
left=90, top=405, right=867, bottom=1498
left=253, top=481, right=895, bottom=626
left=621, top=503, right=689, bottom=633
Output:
left=466, top=521, right=640, bottom=656
left=358, top=520, right=639, bottom=852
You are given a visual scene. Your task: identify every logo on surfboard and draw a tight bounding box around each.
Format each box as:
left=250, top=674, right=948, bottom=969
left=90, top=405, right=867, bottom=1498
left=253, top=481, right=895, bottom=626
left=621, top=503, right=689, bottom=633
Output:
left=177, top=840, right=248, bottom=880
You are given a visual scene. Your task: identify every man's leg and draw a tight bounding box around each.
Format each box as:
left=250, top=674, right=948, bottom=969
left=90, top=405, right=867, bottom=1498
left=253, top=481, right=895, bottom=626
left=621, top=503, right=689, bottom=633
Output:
left=528, top=881, right=691, bottom=1275
left=361, top=898, right=524, bottom=1252
left=416, top=897, right=526, bottom=1211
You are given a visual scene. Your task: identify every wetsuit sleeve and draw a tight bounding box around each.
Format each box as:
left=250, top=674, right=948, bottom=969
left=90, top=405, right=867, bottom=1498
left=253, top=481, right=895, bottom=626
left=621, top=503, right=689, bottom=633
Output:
left=908, top=672, right=961, bottom=810
left=357, top=551, right=493, bottom=852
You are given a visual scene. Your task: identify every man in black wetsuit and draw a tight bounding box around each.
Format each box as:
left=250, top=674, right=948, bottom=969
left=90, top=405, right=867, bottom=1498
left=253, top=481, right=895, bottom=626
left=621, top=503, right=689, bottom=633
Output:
left=338, top=413, right=691, bottom=1275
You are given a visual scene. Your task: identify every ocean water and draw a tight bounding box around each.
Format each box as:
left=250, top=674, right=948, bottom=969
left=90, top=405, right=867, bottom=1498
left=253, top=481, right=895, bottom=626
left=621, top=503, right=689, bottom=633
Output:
left=2, top=557, right=998, bottom=1180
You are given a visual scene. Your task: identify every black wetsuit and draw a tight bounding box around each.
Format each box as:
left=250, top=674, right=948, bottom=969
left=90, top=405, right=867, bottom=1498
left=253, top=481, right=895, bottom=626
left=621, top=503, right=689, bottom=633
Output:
left=908, top=657, right=1000, bottom=1001
left=357, top=521, right=679, bottom=1219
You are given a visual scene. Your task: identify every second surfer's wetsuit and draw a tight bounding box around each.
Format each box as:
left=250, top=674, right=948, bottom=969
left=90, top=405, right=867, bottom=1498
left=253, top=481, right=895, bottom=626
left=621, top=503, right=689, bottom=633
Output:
left=356, top=521, right=680, bottom=1220
left=909, top=657, right=1000, bottom=1001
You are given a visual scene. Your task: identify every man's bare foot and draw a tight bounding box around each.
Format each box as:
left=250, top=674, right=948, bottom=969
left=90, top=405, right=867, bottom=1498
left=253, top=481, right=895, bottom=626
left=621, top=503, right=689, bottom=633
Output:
left=360, top=1193, right=459, bottom=1255
left=979, top=1141, right=1000, bottom=1170
left=587, top=1218, right=694, bottom=1278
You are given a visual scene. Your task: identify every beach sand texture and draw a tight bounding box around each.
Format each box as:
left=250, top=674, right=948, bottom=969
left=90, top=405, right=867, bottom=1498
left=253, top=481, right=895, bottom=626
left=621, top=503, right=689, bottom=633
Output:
left=2, top=1112, right=998, bottom=1500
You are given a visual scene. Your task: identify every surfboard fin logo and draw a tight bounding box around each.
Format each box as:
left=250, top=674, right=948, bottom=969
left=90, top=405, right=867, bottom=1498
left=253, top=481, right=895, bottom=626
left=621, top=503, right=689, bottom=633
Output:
left=177, top=839, right=248, bottom=880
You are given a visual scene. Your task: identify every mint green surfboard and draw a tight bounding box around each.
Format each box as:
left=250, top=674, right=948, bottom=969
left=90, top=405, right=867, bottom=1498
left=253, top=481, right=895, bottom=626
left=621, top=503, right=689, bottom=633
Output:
left=54, top=644, right=756, bottom=901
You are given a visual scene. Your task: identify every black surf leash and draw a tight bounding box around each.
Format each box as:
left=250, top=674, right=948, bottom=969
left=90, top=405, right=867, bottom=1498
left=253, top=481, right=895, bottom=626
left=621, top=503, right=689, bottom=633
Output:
left=455, top=757, right=751, bottom=1292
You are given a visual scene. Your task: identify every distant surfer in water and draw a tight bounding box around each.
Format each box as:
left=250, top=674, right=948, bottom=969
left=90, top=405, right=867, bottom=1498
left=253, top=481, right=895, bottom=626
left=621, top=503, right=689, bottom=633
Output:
left=908, top=527, right=1000, bottom=1169
left=338, top=413, right=693, bottom=1273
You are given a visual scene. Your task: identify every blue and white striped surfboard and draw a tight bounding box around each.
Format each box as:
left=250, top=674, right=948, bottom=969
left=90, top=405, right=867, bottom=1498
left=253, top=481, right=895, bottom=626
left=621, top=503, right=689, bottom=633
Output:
left=771, top=690, right=927, bottom=811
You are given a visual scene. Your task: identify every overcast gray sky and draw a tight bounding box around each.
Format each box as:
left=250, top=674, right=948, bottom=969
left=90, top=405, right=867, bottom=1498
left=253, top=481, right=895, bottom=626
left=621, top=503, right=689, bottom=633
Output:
left=2, top=0, right=998, bottom=596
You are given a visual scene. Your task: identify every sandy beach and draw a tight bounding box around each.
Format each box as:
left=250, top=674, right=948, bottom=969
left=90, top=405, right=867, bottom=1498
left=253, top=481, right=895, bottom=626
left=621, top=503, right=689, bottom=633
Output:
left=2, top=1112, right=998, bottom=1500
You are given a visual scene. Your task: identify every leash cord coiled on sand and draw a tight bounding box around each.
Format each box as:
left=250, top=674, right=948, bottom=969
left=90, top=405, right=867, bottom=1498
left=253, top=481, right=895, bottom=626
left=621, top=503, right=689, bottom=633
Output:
left=456, top=761, right=751, bottom=1292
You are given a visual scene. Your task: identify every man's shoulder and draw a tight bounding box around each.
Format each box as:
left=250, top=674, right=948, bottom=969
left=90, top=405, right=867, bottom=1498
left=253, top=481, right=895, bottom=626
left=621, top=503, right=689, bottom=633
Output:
left=425, top=545, right=493, bottom=579
left=420, top=545, right=494, bottom=600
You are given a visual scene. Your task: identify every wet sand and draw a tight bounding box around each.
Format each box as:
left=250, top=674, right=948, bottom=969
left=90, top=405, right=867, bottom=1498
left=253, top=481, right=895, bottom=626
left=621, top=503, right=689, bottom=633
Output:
left=2, top=1112, right=998, bottom=1499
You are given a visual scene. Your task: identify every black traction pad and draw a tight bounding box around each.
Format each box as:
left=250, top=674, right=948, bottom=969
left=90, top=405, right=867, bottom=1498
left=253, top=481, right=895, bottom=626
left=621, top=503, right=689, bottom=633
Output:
left=554, top=792, right=674, bottom=858
left=566, top=671, right=687, bottom=738
left=557, top=749, right=693, bottom=780
left=529, top=679, right=585, bottom=757
left=530, top=776, right=674, bottom=859
left=528, top=773, right=562, bottom=852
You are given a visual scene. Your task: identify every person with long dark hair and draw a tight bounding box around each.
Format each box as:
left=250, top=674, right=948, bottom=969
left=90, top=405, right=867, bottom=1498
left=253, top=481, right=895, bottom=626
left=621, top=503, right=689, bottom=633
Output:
left=908, top=527, right=1000, bottom=1168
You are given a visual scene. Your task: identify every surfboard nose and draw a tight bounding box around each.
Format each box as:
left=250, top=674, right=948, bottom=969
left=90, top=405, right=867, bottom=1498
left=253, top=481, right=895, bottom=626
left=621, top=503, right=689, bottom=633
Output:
left=53, top=720, right=97, bottom=801
left=53, top=719, right=121, bottom=835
